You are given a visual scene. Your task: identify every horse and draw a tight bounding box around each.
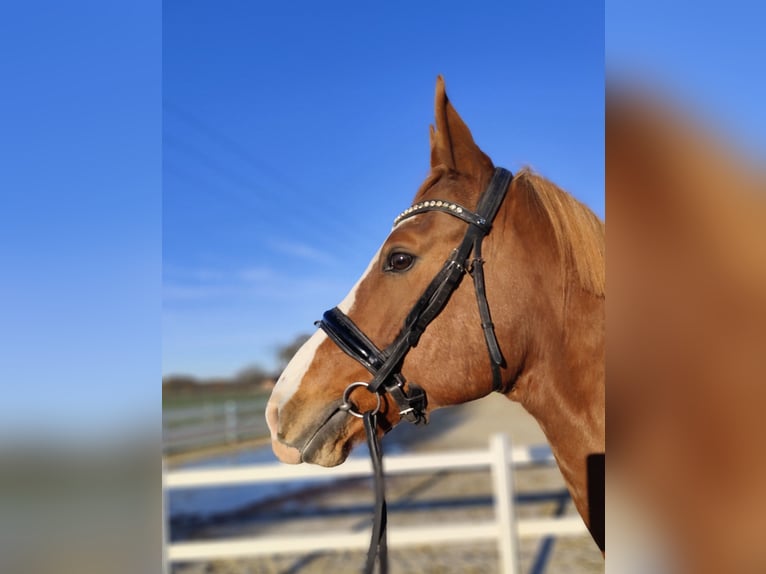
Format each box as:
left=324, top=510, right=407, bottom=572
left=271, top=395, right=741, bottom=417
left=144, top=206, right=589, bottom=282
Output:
left=266, top=76, right=605, bottom=548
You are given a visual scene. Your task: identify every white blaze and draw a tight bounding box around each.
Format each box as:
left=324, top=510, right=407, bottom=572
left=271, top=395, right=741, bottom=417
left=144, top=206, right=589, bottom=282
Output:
left=271, top=247, right=383, bottom=410
left=273, top=328, right=327, bottom=409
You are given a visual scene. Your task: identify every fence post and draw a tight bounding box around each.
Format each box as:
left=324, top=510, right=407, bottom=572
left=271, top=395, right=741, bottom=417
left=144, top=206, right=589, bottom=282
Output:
left=490, top=433, right=519, bottom=574
left=225, top=400, right=237, bottom=444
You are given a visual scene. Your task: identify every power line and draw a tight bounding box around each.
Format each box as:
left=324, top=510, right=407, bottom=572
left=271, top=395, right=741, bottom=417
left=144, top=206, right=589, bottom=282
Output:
left=163, top=160, right=362, bottom=265
left=163, top=104, right=382, bottom=251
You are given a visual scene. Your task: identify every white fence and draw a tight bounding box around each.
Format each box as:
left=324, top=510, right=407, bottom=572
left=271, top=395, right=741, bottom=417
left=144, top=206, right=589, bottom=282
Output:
left=163, top=400, right=269, bottom=453
left=163, top=434, right=588, bottom=573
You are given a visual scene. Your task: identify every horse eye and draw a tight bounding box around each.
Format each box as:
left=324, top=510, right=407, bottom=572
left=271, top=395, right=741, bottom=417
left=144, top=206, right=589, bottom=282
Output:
left=386, top=252, right=415, bottom=272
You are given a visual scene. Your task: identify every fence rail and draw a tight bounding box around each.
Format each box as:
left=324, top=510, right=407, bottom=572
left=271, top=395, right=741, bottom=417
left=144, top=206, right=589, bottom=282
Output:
left=163, top=400, right=268, bottom=452
left=163, top=434, right=589, bottom=573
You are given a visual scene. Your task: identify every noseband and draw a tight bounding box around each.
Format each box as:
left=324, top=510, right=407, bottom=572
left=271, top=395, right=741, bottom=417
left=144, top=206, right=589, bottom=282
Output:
left=316, top=167, right=513, bottom=425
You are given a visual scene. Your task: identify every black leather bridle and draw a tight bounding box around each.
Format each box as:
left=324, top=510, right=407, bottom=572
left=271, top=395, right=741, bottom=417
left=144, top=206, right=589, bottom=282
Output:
left=314, top=167, right=513, bottom=573
left=317, top=167, right=514, bottom=425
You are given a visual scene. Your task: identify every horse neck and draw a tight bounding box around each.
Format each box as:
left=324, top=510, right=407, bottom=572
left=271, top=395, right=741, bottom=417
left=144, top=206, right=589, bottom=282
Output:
left=512, top=285, right=605, bottom=531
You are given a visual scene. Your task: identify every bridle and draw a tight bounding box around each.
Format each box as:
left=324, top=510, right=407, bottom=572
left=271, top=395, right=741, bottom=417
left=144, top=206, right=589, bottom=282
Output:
left=315, top=167, right=513, bottom=573
left=317, top=167, right=513, bottom=424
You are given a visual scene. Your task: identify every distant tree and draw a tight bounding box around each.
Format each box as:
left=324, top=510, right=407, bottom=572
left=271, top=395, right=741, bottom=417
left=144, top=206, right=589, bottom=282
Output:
left=235, top=364, right=271, bottom=386
left=277, top=333, right=311, bottom=372
left=162, top=375, right=199, bottom=390
left=162, top=375, right=201, bottom=399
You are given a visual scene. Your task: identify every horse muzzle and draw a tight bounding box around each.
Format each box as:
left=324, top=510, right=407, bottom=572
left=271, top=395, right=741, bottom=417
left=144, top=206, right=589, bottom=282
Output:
left=266, top=397, right=353, bottom=467
left=265, top=400, right=302, bottom=464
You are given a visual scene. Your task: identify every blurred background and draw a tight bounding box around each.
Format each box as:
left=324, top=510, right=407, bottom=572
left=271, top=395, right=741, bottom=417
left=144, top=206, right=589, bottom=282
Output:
left=607, top=2, right=766, bottom=572
left=2, top=1, right=161, bottom=573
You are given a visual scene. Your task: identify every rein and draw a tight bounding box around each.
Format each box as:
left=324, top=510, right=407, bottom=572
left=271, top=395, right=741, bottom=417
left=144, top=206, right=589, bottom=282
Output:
left=316, top=167, right=513, bottom=573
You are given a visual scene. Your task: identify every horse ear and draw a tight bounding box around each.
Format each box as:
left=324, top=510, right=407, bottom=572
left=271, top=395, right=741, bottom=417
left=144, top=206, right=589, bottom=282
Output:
left=430, top=76, right=494, bottom=178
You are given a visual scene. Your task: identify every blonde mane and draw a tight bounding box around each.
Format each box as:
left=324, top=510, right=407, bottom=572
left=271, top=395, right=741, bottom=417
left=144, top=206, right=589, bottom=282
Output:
left=517, top=168, right=605, bottom=297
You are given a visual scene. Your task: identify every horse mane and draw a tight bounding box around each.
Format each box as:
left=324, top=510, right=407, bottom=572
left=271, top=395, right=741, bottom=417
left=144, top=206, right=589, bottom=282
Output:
left=515, top=167, right=605, bottom=297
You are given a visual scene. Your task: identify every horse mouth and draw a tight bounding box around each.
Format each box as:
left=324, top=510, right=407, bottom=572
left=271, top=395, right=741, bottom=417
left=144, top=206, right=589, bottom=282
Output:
left=267, top=399, right=353, bottom=467
left=298, top=406, right=353, bottom=466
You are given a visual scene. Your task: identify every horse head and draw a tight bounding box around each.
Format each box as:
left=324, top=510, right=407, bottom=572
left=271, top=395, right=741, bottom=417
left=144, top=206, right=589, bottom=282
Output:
left=266, top=77, right=605, bottom=515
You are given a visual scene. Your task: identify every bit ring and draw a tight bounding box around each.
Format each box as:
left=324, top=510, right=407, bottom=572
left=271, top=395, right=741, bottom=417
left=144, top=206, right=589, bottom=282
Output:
left=341, top=382, right=381, bottom=418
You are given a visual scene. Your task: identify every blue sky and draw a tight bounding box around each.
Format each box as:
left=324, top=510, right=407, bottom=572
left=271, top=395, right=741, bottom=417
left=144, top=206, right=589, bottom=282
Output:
left=162, top=1, right=605, bottom=377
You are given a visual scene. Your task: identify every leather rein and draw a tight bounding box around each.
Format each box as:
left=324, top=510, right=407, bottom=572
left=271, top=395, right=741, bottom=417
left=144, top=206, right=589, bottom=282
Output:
left=315, top=167, right=513, bottom=572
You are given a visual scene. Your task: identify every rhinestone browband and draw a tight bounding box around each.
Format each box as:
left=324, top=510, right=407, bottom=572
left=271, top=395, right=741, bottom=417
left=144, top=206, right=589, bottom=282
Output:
left=394, top=200, right=464, bottom=226
left=393, top=199, right=489, bottom=230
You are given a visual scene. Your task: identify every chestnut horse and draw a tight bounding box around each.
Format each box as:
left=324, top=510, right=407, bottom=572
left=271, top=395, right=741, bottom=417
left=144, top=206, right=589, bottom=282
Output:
left=266, top=77, right=605, bottom=545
